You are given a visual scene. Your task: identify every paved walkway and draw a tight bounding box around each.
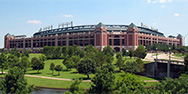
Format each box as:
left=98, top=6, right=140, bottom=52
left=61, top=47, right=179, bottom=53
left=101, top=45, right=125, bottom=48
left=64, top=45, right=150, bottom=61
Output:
left=2, top=72, right=159, bottom=83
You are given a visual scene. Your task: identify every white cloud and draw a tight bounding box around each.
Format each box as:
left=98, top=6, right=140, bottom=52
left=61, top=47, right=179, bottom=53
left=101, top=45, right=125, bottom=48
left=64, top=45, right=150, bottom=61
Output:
left=174, top=13, right=180, bottom=16
left=60, top=13, right=73, bottom=18
left=147, top=0, right=151, bottom=3
left=26, top=20, right=42, bottom=24
left=160, top=5, right=166, bottom=8
left=147, top=0, right=173, bottom=3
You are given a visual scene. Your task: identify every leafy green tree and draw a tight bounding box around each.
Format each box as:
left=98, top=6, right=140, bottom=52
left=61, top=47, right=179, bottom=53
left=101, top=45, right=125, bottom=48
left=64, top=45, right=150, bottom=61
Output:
left=77, top=58, right=96, bottom=79
left=65, top=79, right=86, bottom=94
left=53, top=46, right=62, bottom=59
left=68, top=46, right=75, bottom=57
left=62, top=46, right=68, bottom=58
left=0, top=67, right=34, bottom=94
left=94, top=51, right=107, bottom=67
left=122, top=50, right=128, bottom=57
left=22, top=51, right=29, bottom=57
left=136, top=58, right=145, bottom=72
left=116, top=52, right=122, bottom=59
left=63, top=60, right=74, bottom=70
left=122, top=61, right=141, bottom=74
left=74, top=47, right=85, bottom=58
left=106, top=53, right=114, bottom=64
left=103, top=45, right=114, bottom=56
left=71, top=56, right=81, bottom=68
left=181, top=52, right=188, bottom=73
left=50, top=63, right=55, bottom=75
left=102, top=63, right=115, bottom=73
left=20, top=56, right=30, bottom=74
left=114, top=73, right=146, bottom=93
left=89, top=68, right=115, bottom=94
left=149, top=74, right=188, bottom=93
left=129, top=49, right=134, bottom=58
left=116, top=57, right=125, bottom=71
left=55, top=65, right=63, bottom=76
left=84, top=45, right=98, bottom=54
left=31, top=57, right=45, bottom=73
left=7, top=54, right=20, bottom=68
left=39, top=54, right=46, bottom=62
left=134, top=45, right=147, bottom=59
left=0, top=53, right=8, bottom=74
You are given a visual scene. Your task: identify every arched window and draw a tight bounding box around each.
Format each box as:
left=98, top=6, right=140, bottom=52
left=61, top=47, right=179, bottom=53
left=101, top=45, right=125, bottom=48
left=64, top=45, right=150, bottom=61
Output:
left=114, top=35, right=120, bottom=38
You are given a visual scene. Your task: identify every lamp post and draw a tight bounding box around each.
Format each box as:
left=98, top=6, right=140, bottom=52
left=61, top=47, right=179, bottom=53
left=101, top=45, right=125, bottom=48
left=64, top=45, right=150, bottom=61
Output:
left=184, top=34, right=188, bottom=46
left=155, top=48, right=158, bottom=77
left=167, top=47, right=171, bottom=78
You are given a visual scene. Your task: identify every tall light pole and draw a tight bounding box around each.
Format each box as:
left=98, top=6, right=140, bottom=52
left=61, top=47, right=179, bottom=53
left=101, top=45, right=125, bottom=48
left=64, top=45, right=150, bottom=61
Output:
left=167, top=47, right=171, bottom=78
left=155, top=48, right=158, bottom=77
left=184, top=34, right=188, bottom=46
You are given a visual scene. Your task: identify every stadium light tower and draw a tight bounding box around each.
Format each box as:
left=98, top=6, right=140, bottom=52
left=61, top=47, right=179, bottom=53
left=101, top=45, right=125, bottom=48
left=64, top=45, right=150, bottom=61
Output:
left=184, top=34, right=188, bottom=46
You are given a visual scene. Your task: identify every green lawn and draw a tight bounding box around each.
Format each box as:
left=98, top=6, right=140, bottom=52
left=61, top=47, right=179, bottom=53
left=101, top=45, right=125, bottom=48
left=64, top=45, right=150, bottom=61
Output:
left=0, top=53, right=159, bottom=89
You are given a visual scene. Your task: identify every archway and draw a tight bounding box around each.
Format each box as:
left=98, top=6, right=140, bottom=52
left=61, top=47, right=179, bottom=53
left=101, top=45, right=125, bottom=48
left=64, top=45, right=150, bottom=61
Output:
left=114, top=47, right=120, bottom=52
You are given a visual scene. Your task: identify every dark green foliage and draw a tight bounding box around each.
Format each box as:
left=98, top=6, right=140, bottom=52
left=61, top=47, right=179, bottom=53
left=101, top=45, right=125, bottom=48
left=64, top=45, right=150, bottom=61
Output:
left=103, top=45, right=114, bottom=56
left=31, top=57, right=45, bottom=73
left=129, top=49, right=134, bottom=58
left=62, top=46, right=68, bottom=58
left=105, top=53, right=114, bottom=64
left=10, top=47, right=21, bottom=57
left=42, top=46, right=62, bottom=59
left=8, top=54, right=20, bottom=68
left=0, top=53, right=8, bottom=74
left=63, top=60, right=74, bottom=70
left=116, top=52, right=122, bottom=59
left=102, top=63, right=115, bottom=73
left=134, top=45, right=147, bottom=59
left=66, top=79, right=86, bottom=94
left=20, top=56, right=30, bottom=74
left=53, top=46, right=62, bottom=58
left=136, top=58, right=145, bottom=72
left=122, top=61, right=141, bottom=74
left=39, top=54, right=46, bottom=62
left=84, top=45, right=98, bottom=54
left=55, top=65, right=63, bottom=76
left=68, top=46, right=74, bottom=57
left=90, top=68, right=115, bottom=94
left=94, top=51, right=107, bottom=67
left=181, top=52, right=188, bottom=73
left=71, top=56, right=81, bottom=68
left=77, top=58, right=96, bottom=79
left=116, top=57, right=125, bottom=71
left=0, top=67, right=34, bottom=94
left=149, top=74, right=188, bottom=93
left=114, top=73, right=146, bottom=93
left=50, top=63, right=55, bottom=75
left=122, top=50, right=129, bottom=57
left=74, top=46, right=85, bottom=58
left=22, top=51, right=29, bottom=57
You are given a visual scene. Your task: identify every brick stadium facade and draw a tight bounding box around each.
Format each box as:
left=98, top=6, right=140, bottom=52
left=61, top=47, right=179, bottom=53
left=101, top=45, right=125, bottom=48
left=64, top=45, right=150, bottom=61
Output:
left=4, top=22, right=183, bottom=52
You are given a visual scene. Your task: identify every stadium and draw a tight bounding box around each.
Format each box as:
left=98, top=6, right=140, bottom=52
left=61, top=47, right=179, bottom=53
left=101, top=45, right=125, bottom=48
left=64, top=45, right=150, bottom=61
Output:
left=4, top=22, right=183, bottom=52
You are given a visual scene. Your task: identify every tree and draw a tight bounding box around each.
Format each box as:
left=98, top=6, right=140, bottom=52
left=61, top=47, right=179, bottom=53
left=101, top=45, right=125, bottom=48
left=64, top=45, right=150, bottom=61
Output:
left=50, top=63, right=55, bottom=75
left=22, top=51, right=29, bottom=57
left=122, top=50, right=128, bottom=57
left=103, top=45, right=114, bottom=56
left=116, top=57, right=125, bottom=71
left=89, top=68, right=115, bottom=94
left=94, top=51, right=107, bottom=67
left=116, top=52, right=122, bottom=59
left=77, top=58, right=96, bottom=79
left=84, top=45, right=98, bottom=54
left=53, top=46, right=62, bottom=59
left=68, top=46, right=75, bottom=57
left=0, top=67, right=34, bottom=94
left=31, top=57, right=45, bottom=73
left=134, top=45, right=147, bottom=59
left=55, top=65, right=63, bottom=76
left=121, top=61, right=141, bottom=74
left=39, top=54, right=46, bottom=62
left=114, top=73, right=146, bottom=93
left=71, top=56, right=81, bottom=68
left=129, top=49, right=134, bottom=58
left=65, top=79, right=86, bottom=94
left=149, top=74, right=188, bottom=93
left=0, top=53, right=8, bottom=74
left=102, top=63, right=115, bottom=73
left=7, top=54, right=20, bottom=68
left=63, top=60, right=74, bottom=70
left=181, top=52, right=188, bottom=73
left=136, top=58, right=145, bottom=72
left=20, top=56, right=30, bottom=74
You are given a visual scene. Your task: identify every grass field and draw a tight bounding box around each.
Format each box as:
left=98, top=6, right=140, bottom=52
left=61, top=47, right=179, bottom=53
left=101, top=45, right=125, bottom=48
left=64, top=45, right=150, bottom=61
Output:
left=0, top=53, right=159, bottom=89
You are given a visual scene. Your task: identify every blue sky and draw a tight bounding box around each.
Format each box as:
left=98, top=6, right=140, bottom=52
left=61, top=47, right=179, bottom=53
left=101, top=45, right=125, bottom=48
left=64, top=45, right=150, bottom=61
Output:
left=0, top=0, right=188, bottom=48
